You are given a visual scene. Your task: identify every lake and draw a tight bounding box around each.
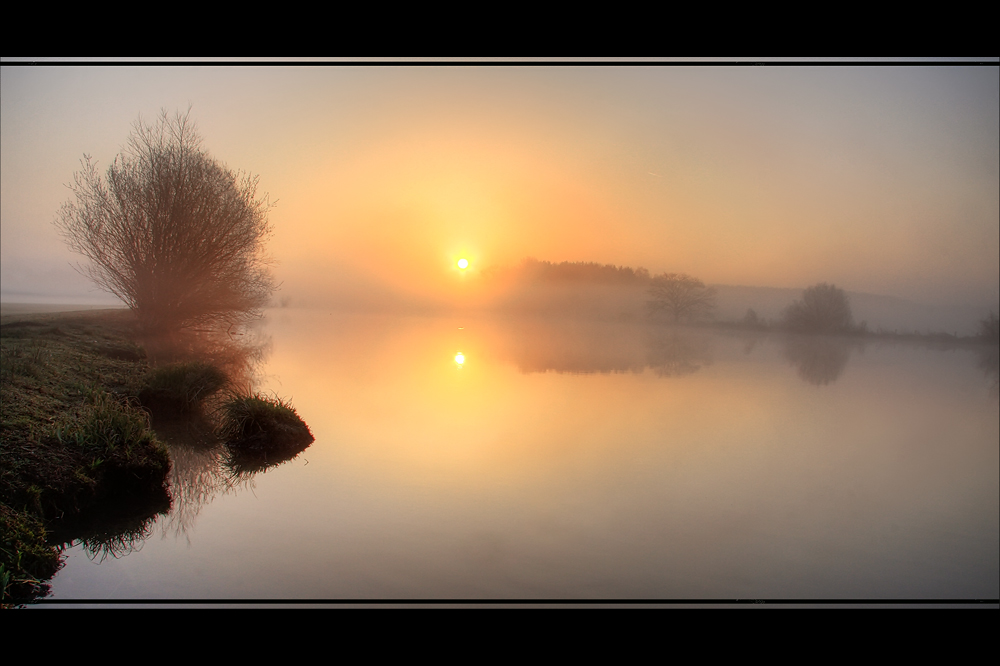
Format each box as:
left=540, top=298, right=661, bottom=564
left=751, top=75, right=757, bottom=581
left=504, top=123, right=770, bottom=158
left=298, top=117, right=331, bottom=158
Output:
left=45, top=308, right=999, bottom=603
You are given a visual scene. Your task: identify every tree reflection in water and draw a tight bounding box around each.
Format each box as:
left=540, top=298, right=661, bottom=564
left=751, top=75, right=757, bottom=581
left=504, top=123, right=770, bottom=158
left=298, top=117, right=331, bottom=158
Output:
left=645, top=329, right=713, bottom=377
left=487, top=317, right=1000, bottom=395
left=976, top=344, right=999, bottom=399
left=158, top=436, right=233, bottom=541
left=495, top=318, right=714, bottom=377
left=157, top=433, right=313, bottom=535
left=499, top=318, right=648, bottom=374
left=140, top=324, right=281, bottom=540
left=782, top=335, right=853, bottom=386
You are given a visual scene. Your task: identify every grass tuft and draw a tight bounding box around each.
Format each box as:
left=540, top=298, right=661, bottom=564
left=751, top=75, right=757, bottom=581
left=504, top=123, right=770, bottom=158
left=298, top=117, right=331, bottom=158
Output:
left=0, top=342, right=48, bottom=380
left=45, top=390, right=170, bottom=502
left=140, top=361, right=228, bottom=412
left=55, top=391, right=157, bottom=459
left=217, top=390, right=313, bottom=451
left=1, top=504, right=63, bottom=606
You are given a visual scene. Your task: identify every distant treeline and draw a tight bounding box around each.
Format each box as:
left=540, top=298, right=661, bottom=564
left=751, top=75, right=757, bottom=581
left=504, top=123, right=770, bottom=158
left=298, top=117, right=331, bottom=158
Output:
left=488, top=258, right=653, bottom=285
left=479, top=257, right=999, bottom=342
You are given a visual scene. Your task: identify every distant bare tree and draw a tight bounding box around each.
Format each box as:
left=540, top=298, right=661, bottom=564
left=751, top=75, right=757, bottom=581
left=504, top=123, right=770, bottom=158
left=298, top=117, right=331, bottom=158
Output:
left=978, top=311, right=999, bottom=344
left=55, top=110, right=276, bottom=332
left=742, top=308, right=765, bottom=328
left=647, top=273, right=717, bottom=323
left=783, top=283, right=854, bottom=334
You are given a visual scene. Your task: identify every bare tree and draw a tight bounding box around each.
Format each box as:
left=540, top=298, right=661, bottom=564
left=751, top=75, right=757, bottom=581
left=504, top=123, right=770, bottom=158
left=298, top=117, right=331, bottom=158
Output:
left=647, top=273, right=717, bottom=323
left=978, top=311, right=999, bottom=344
left=55, top=110, right=276, bottom=332
left=783, top=283, right=854, bottom=334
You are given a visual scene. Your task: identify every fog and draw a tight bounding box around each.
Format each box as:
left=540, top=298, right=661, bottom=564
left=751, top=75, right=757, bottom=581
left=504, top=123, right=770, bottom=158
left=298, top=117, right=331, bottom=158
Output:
left=7, top=61, right=996, bottom=603
left=2, top=61, right=998, bottom=333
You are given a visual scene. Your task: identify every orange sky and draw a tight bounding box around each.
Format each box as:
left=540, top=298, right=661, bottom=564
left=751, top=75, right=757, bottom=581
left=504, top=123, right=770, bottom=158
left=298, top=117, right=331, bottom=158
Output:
left=2, top=62, right=997, bottom=308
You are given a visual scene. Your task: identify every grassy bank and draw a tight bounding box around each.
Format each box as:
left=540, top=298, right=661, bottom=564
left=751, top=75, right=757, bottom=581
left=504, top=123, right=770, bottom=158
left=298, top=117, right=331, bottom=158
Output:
left=1, top=309, right=170, bottom=604
left=0, top=307, right=313, bottom=604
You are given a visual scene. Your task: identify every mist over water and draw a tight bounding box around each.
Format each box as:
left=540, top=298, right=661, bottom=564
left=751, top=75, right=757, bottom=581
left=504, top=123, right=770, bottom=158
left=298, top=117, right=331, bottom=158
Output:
left=4, top=62, right=996, bottom=602
left=47, top=307, right=999, bottom=600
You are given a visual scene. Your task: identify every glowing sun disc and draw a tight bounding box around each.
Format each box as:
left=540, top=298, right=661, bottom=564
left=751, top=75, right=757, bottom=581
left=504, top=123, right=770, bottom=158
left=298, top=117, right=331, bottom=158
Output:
left=455, top=352, right=465, bottom=364
left=457, top=258, right=469, bottom=269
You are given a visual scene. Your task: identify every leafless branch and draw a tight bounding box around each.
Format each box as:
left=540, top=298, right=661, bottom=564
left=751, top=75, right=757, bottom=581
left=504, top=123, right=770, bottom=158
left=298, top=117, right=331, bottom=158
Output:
left=647, top=273, right=717, bottom=323
left=55, top=110, right=276, bottom=333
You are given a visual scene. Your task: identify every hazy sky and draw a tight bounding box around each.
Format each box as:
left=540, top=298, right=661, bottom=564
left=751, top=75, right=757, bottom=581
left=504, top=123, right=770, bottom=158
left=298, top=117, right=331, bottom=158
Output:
left=2, top=61, right=997, bottom=308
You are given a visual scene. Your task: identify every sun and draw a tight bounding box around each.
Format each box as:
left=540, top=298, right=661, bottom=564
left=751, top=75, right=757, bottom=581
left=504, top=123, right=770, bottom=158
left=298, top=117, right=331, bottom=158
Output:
left=457, top=258, right=469, bottom=270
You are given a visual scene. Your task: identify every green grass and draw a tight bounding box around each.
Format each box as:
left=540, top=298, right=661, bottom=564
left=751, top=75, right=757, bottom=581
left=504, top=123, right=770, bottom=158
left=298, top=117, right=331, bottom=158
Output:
left=0, top=504, right=63, bottom=606
left=54, top=390, right=161, bottom=462
left=140, top=361, right=228, bottom=412
left=1, top=310, right=172, bottom=604
left=20, top=389, right=172, bottom=523
left=217, top=391, right=312, bottom=450
left=0, top=341, right=49, bottom=380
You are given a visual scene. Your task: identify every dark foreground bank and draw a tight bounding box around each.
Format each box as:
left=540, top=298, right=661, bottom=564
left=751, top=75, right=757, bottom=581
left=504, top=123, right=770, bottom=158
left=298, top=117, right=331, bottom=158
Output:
left=1, top=307, right=314, bottom=606
left=0, top=309, right=170, bottom=605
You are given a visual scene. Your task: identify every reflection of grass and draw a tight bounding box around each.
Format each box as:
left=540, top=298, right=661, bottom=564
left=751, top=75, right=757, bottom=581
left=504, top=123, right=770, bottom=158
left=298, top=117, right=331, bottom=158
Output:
left=224, top=443, right=310, bottom=480
left=218, top=391, right=313, bottom=452
left=43, top=483, right=171, bottom=566
left=77, top=512, right=161, bottom=564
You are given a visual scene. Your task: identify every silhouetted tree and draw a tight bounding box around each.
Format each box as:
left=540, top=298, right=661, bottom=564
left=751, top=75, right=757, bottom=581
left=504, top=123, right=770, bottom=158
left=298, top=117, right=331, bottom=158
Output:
left=978, top=311, right=999, bottom=344
left=783, top=283, right=854, bottom=334
left=518, top=258, right=651, bottom=284
left=742, top=308, right=765, bottom=329
left=647, top=273, right=716, bottom=322
left=55, top=110, right=275, bottom=332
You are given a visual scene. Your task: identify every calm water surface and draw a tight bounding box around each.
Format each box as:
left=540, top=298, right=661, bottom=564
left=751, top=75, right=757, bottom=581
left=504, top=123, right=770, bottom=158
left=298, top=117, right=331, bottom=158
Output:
left=48, top=309, right=999, bottom=600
